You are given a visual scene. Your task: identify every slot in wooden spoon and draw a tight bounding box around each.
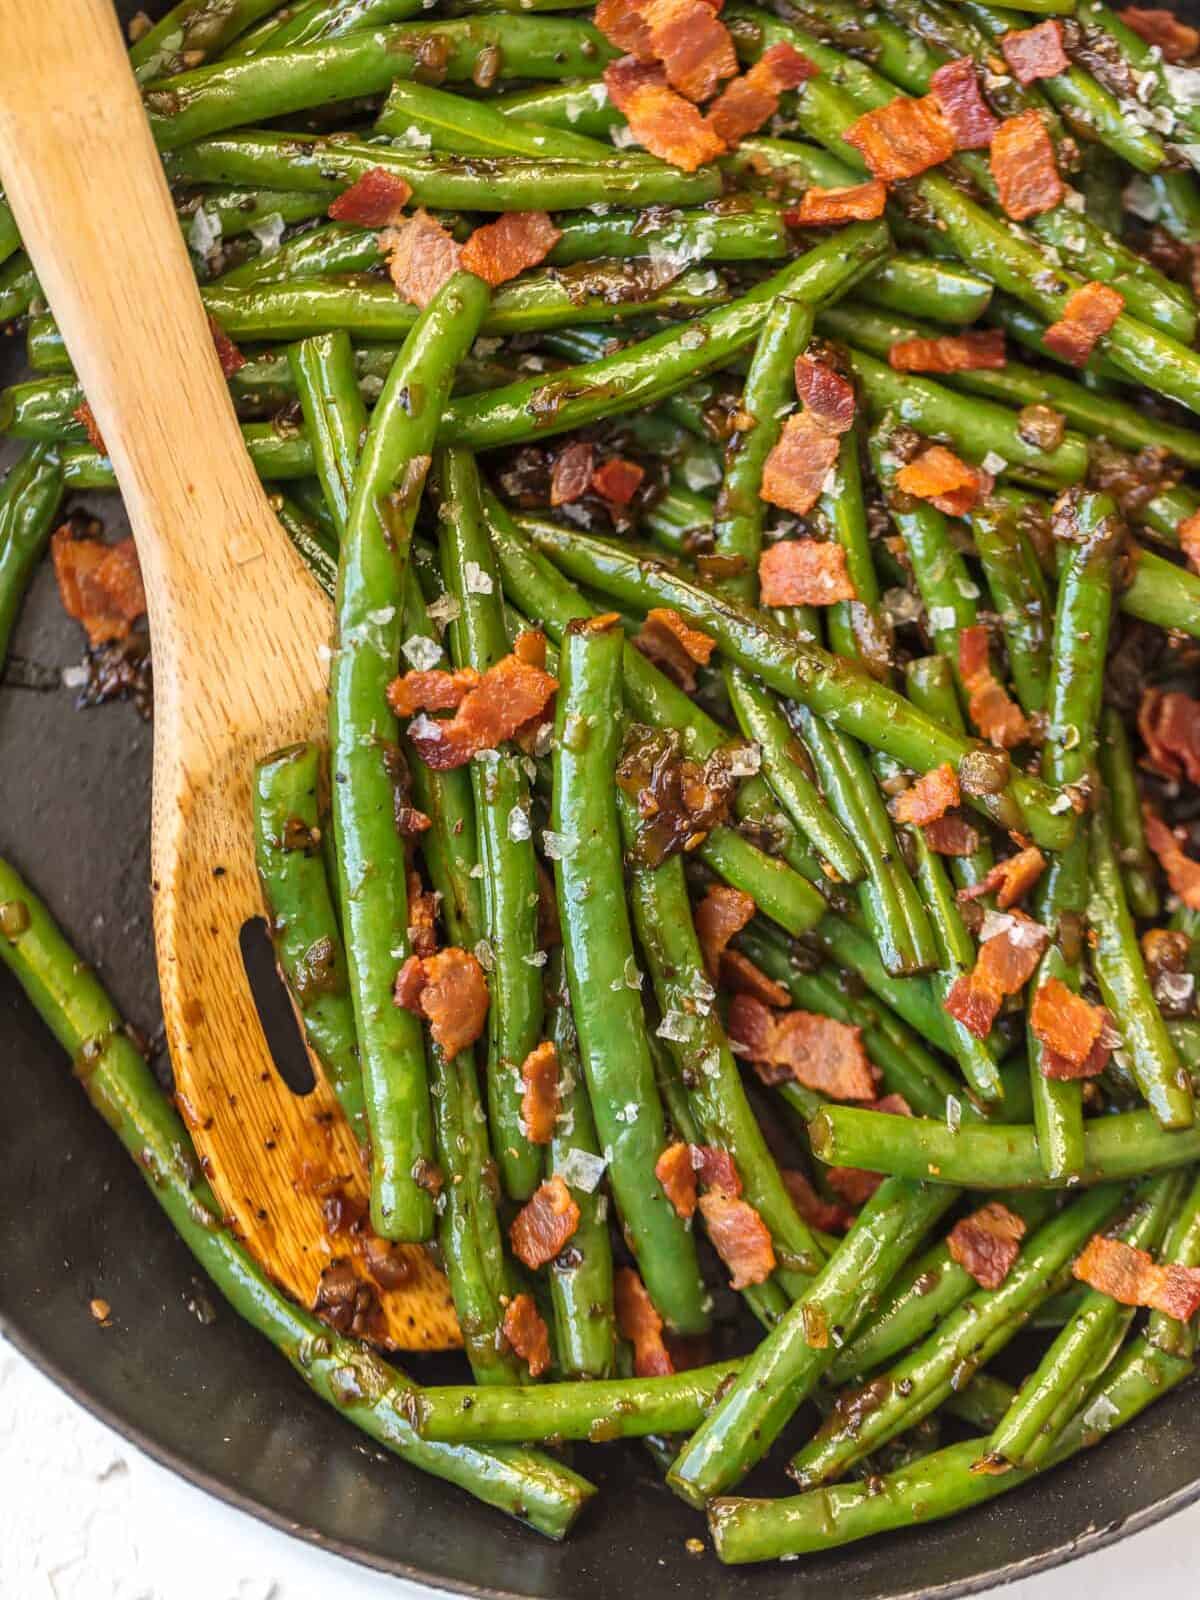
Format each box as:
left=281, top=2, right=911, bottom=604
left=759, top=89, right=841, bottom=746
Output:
left=0, top=0, right=458, bottom=1351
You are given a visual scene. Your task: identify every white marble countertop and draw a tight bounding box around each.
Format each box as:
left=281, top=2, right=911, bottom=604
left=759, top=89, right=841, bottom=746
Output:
left=3, top=1335, right=1196, bottom=1599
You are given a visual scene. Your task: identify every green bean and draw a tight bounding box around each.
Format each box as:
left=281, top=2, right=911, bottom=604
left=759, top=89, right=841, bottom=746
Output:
left=59, top=423, right=313, bottom=490
left=130, top=0, right=282, bottom=82
left=288, top=331, right=364, bottom=537
left=1147, top=1170, right=1200, bottom=1360
left=216, top=220, right=383, bottom=290
left=552, top=615, right=708, bottom=1334
left=986, top=295, right=1127, bottom=385
left=144, top=20, right=615, bottom=149
left=0, top=198, right=20, bottom=272
left=0, top=442, right=62, bottom=674
left=548, top=199, right=791, bottom=267
left=229, top=0, right=437, bottom=57
left=858, top=257, right=993, bottom=325
left=376, top=78, right=620, bottom=162
left=0, top=857, right=592, bottom=1536
left=271, top=493, right=339, bottom=598
left=1120, top=546, right=1200, bottom=640
left=0, top=251, right=36, bottom=323
left=491, top=80, right=621, bottom=140
left=969, top=495, right=1052, bottom=717
left=813, top=423, right=891, bottom=672
left=1098, top=705, right=1159, bottom=921
left=331, top=269, right=489, bottom=1240
left=667, top=1178, right=958, bottom=1505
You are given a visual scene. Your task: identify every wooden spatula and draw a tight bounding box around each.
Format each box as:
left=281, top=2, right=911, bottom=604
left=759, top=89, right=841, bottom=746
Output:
left=0, top=0, right=458, bottom=1350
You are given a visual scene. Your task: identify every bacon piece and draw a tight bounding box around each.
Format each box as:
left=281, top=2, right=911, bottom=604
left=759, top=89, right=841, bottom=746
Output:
left=1030, top=975, right=1106, bottom=1072
left=380, top=210, right=461, bottom=308
left=1074, top=1234, right=1200, bottom=1321
left=784, top=180, right=887, bottom=226
left=958, top=846, right=1046, bottom=909
left=615, top=1265, right=673, bottom=1375
left=591, top=455, right=645, bottom=506
left=692, top=1144, right=742, bottom=1197
left=387, top=667, right=480, bottom=718
left=401, top=651, right=558, bottom=770
left=1000, top=20, right=1069, bottom=85
left=958, top=623, right=1033, bottom=750
left=844, top=94, right=956, bottom=182
left=888, top=330, right=1007, bottom=374
left=944, top=910, right=1048, bottom=1038
left=890, top=762, right=959, bottom=827
left=759, top=538, right=856, bottom=606
left=520, top=1040, right=559, bottom=1145
left=1043, top=281, right=1125, bottom=368
left=328, top=167, right=413, bottom=228
left=793, top=355, right=856, bottom=434
left=826, top=1166, right=883, bottom=1205
left=50, top=529, right=146, bottom=648
left=1118, top=7, right=1199, bottom=61
left=929, top=57, right=1000, bottom=150
left=947, top=1201, right=1027, bottom=1290
left=641, top=0, right=737, bottom=102
left=698, top=1191, right=776, bottom=1289
left=1144, top=807, right=1200, bottom=910
left=924, top=814, right=982, bottom=856
left=1138, top=688, right=1200, bottom=786
left=603, top=58, right=726, bottom=171
left=72, top=401, right=108, bottom=456
left=782, top=1168, right=856, bottom=1233
left=407, top=869, right=438, bottom=957
left=719, top=948, right=792, bottom=1008
left=694, top=884, right=756, bottom=981
left=208, top=316, right=245, bottom=378
left=502, top=1292, right=551, bottom=1377
left=729, top=994, right=878, bottom=1101
left=393, top=946, right=489, bottom=1061
left=549, top=440, right=595, bottom=506
left=990, top=110, right=1064, bottom=221
left=633, top=607, right=716, bottom=692
left=461, top=210, right=562, bottom=287
left=706, top=42, right=818, bottom=146
left=656, top=1140, right=698, bottom=1218
left=759, top=415, right=840, bottom=518
left=595, top=0, right=655, bottom=60
left=1180, top=510, right=1200, bottom=574
left=895, top=444, right=993, bottom=517
left=509, top=1174, right=581, bottom=1270
left=1041, top=1030, right=1113, bottom=1081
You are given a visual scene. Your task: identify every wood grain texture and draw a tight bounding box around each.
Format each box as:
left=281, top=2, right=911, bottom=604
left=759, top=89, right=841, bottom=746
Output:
left=0, top=0, right=457, bottom=1350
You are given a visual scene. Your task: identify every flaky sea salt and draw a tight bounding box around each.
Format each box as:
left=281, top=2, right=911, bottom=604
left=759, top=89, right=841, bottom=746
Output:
left=402, top=634, right=442, bottom=671
left=558, top=1147, right=608, bottom=1194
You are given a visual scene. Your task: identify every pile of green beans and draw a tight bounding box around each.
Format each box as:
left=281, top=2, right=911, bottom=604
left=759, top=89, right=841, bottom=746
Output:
left=4, top=0, right=1200, bottom=1563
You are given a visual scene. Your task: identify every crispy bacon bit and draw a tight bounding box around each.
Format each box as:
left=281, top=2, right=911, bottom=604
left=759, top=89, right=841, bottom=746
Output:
left=698, top=1190, right=776, bottom=1289
left=888, top=330, right=1006, bottom=374
left=1118, top=7, right=1199, bottom=61
left=513, top=629, right=547, bottom=669
left=407, top=869, right=438, bottom=957
left=890, top=762, right=959, bottom=827
left=208, top=316, right=245, bottom=378
left=958, top=624, right=1033, bottom=750
left=510, top=1174, right=581, bottom=1270
left=72, top=402, right=108, bottom=456
left=760, top=416, right=840, bottom=518
left=603, top=58, right=726, bottom=172
left=400, top=651, right=558, bottom=770
left=944, top=910, right=1048, bottom=1038
left=640, top=0, right=737, bottom=102
left=381, top=210, right=461, bottom=308
left=895, top=444, right=993, bottom=517
left=844, top=94, right=955, bottom=182
left=695, top=884, right=756, bottom=981
left=784, top=179, right=887, bottom=226
left=958, top=846, right=1046, bottom=909
left=924, top=814, right=982, bottom=856
left=615, top=1265, right=673, bottom=1375
left=729, top=994, right=878, bottom=1101
left=826, top=1166, right=883, bottom=1205
left=50, top=529, right=146, bottom=648
left=633, top=607, right=716, bottom=692
left=1180, top=510, right=1200, bottom=574
left=929, top=57, right=1000, bottom=150
left=656, top=1140, right=698, bottom=1219
left=1138, top=688, right=1200, bottom=786
left=387, top=667, right=480, bottom=718
left=1074, top=1233, right=1200, bottom=1321
left=550, top=440, right=595, bottom=506
left=1000, top=20, right=1069, bottom=85
left=1030, top=976, right=1106, bottom=1074
left=782, top=1168, right=856, bottom=1233
left=793, top=355, right=856, bottom=434
left=502, top=1292, right=551, bottom=1377
left=595, top=0, right=655, bottom=60
left=706, top=42, right=818, bottom=147
left=328, top=166, right=413, bottom=227
left=1144, top=807, right=1200, bottom=910
left=393, top=946, right=489, bottom=1061
left=461, top=210, right=562, bottom=287
left=616, top=723, right=736, bottom=866
left=520, top=1040, right=559, bottom=1145
left=592, top=455, right=646, bottom=506
left=1043, top=281, right=1125, bottom=367
left=990, top=110, right=1064, bottom=221
left=947, top=1201, right=1027, bottom=1290
left=693, top=1144, right=742, bottom=1197
left=719, top=948, right=792, bottom=1008
left=759, top=538, right=856, bottom=605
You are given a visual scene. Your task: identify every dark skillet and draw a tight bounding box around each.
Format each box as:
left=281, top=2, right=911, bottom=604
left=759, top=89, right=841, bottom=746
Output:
left=2, top=2, right=1200, bottom=1593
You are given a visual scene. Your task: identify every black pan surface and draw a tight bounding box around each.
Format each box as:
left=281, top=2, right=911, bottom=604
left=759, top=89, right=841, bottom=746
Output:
left=2, top=4, right=1200, bottom=1593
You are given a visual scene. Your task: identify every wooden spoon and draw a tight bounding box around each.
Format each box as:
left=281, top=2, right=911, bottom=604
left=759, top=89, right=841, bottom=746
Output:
left=0, top=0, right=457, bottom=1350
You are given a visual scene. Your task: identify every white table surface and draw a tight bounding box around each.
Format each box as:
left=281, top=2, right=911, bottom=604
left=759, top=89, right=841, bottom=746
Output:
left=3, top=1334, right=1196, bottom=1599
